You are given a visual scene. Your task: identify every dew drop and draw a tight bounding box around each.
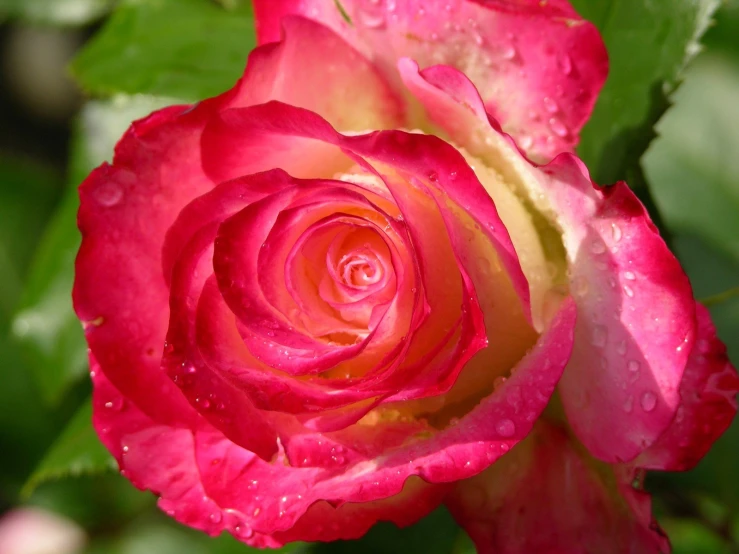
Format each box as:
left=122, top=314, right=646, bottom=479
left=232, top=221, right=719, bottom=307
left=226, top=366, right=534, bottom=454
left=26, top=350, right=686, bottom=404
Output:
left=209, top=512, right=222, bottom=524
left=501, top=44, right=516, bottom=60
left=696, top=339, right=711, bottom=353
left=627, top=360, right=641, bottom=373
left=104, top=398, right=125, bottom=411
left=234, top=524, right=254, bottom=539
left=558, top=53, right=573, bottom=75
left=623, top=395, right=634, bottom=413
left=571, top=275, right=589, bottom=297
left=590, top=239, right=606, bottom=255
left=543, top=96, right=558, bottom=114
left=623, top=284, right=635, bottom=298
left=549, top=117, right=568, bottom=137
left=357, top=0, right=386, bottom=28
left=611, top=223, right=622, bottom=242
left=640, top=391, right=657, bottom=412
left=616, top=340, right=627, bottom=356
left=519, top=135, right=533, bottom=150
left=624, top=271, right=636, bottom=281
left=495, top=419, right=515, bottom=437
left=94, top=182, right=123, bottom=207
left=591, top=325, right=608, bottom=348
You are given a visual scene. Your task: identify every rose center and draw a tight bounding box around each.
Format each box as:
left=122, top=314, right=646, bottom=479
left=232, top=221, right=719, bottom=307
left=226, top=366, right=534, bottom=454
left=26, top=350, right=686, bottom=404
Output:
left=336, top=248, right=383, bottom=288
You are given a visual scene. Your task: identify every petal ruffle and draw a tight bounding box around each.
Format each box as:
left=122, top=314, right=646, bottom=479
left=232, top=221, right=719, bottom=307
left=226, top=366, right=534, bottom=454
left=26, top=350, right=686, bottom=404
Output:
left=92, top=292, right=574, bottom=545
left=633, top=302, right=739, bottom=471
left=446, top=421, right=670, bottom=554
left=398, top=59, right=697, bottom=464
left=233, top=16, right=404, bottom=132
left=253, top=0, right=608, bottom=161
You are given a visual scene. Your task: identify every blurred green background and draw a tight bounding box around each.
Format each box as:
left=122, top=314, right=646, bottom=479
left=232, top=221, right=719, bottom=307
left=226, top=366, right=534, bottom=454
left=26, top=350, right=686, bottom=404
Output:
left=0, top=0, right=737, bottom=553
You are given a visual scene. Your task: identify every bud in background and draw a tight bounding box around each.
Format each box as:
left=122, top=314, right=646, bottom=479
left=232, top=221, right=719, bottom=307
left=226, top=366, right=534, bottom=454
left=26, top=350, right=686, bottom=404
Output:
left=0, top=507, right=86, bottom=554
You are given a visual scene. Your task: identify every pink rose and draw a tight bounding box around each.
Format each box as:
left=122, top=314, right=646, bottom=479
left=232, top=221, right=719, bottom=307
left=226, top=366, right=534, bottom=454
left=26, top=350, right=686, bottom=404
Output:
left=73, top=1, right=739, bottom=551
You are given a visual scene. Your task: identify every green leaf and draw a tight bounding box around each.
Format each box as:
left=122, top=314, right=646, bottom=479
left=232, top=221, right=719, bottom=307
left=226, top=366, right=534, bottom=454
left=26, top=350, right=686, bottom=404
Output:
left=0, top=157, right=60, bottom=324
left=314, top=507, right=459, bottom=554
left=11, top=95, right=181, bottom=405
left=23, top=399, right=117, bottom=496
left=571, top=0, right=720, bottom=185
left=660, top=519, right=732, bottom=554
left=71, top=0, right=255, bottom=101
left=0, top=0, right=114, bottom=26
left=643, top=52, right=739, bottom=515
left=644, top=54, right=739, bottom=263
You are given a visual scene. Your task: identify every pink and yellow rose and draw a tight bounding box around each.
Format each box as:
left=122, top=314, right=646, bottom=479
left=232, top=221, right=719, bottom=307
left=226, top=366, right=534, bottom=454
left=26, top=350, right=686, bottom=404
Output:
left=73, top=1, right=739, bottom=552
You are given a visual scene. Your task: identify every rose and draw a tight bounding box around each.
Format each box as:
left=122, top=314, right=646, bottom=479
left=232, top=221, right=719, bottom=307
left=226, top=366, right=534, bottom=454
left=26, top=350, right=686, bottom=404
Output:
left=73, top=1, right=739, bottom=551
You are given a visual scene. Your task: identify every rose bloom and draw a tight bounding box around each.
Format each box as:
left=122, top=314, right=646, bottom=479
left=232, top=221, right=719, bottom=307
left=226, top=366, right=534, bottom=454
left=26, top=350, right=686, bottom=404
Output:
left=73, top=1, right=739, bottom=552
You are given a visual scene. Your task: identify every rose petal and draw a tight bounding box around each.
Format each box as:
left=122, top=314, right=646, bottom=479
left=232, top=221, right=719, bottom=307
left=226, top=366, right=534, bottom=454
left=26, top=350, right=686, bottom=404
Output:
left=633, top=302, right=739, bottom=471
left=253, top=0, right=608, bottom=161
left=233, top=15, right=404, bottom=132
left=91, top=299, right=575, bottom=546
left=399, top=58, right=554, bottom=332
left=92, top=357, right=446, bottom=545
left=75, top=102, right=216, bottom=426
left=396, top=59, right=698, bottom=463
left=446, top=420, right=669, bottom=554
left=203, top=102, right=531, bottom=321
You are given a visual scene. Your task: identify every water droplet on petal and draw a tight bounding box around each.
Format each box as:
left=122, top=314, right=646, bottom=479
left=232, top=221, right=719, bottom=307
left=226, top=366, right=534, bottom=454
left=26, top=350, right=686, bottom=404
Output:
left=501, top=44, right=516, bottom=60
left=623, top=395, right=634, bottom=413
left=628, top=360, right=641, bottom=373
left=94, top=182, right=123, bottom=207
left=357, top=0, right=386, bottom=28
left=543, top=96, right=558, bottom=113
left=104, top=398, right=125, bottom=411
left=549, top=117, right=568, bottom=137
left=590, top=239, right=606, bottom=255
left=611, top=223, right=622, bottom=242
left=209, top=512, right=222, bottom=524
left=640, top=391, right=657, bottom=412
left=616, top=340, right=627, bottom=356
left=591, top=325, right=608, bottom=348
left=519, top=135, right=533, bottom=150
left=623, top=284, right=634, bottom=298
left=558, top=53, right=573, bottom=75
left=570, top=277, right=589, bottom=299
left=496, top=419, right=515, bottom=437
left=234, top=524, right=254, bottom=539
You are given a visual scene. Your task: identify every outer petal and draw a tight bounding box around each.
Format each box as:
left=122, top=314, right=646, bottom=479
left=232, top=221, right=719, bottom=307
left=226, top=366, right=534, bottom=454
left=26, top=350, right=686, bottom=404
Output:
left=549, top=169, right=696, bottom=463
left=633, top=302, right=739, bottom=471
left=399, top=60, right=697, bottom=463
left=91, top=292, right=573, bottom=546
left=232, top=16, right=404, bottom=132
left=254, top=0, right=608, bottom=161
left=446, top=421, right=670, bottom=554
left=74, top=102, right=214, bottom=427
left=74, top=14, right=400, bottom=426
